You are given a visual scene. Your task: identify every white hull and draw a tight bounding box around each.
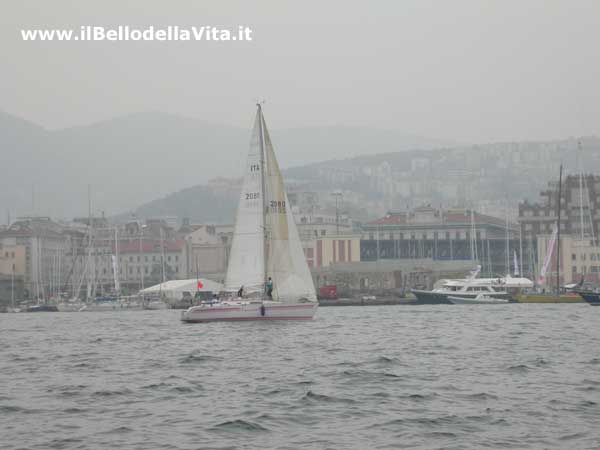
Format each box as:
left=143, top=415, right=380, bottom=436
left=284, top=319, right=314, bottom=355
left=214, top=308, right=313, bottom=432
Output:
left=79, top=301, right=142, bottom=312
left=448, top=295, right=510, bottom=305
left=181, top=300, right=318, bottom=323
left=57, top=303, right=84, bottom=312
left=144, top=301, right=168, bottom=310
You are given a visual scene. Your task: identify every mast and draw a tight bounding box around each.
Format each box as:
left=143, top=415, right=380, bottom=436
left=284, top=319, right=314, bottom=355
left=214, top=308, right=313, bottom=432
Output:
left=578, top=141, right=584, bottom=241
left=139, top=227, right=144, bottom=291
left=257, top=103, right=268, bottom=285
left=557, top=164, right=563, bottom=295
left=11, top=264, right=15, bottom=309
left=519, top=223, right=523, bottom=278
left=160, top=226, right=166, bottom=284
left=114, top=227, right=121, bottom=294
left=505, top=204, right=510, bottom=275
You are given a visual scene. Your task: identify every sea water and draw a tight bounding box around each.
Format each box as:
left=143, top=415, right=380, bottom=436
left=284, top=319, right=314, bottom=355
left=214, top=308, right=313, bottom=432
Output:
left=1, top=305, right=599, bottom=449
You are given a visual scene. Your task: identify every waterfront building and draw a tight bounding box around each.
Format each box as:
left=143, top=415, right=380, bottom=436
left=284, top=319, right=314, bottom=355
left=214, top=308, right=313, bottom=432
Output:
left=518, top=173, right=600, bottom=284
left=362, top=206, right=523, bottom=277
left=182, top=224, right=233, bottom=283
left=0, top=217, right=75, bottom=300
left=536, top=234, right=600, bottom=287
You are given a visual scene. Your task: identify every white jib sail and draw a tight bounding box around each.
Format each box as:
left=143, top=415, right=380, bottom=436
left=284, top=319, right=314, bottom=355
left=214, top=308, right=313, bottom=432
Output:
left=263, top=119, right=317, bottom=303
left=224, top=110, right=266, bottom=294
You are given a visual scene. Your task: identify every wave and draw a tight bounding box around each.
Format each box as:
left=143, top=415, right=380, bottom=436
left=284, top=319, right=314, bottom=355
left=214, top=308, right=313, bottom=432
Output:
left=92, top=388, right=133, bottom=397
left=398, top=393, right=438, bottom=401
left=302, top=390, right=356, bottom=404
left=46, top=437, right=84, bottom=449
left=179, top=354, right=223, bottom=364
left=0, top=404, right=44, bottom=414
left=507, top=364, right=531, bottom=372
left=102, top=426, right=134, bottom=434
left=462, top=392, right=499, bottom=401
left=211, top=419, right=269, bottom=432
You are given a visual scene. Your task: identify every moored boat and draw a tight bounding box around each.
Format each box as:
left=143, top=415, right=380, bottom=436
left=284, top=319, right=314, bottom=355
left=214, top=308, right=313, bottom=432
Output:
left=26, top=304, right=59, bottom=312
left=448, top=293, right=511, bottom=305
left=143, top=299, right=168, bottom=310
left=574, top=289, right=600, bottom=306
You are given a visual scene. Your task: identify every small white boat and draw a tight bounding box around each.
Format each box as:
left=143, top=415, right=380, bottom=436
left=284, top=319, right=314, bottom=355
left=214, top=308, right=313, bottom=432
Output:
left=448, top=293, right=511, bottom=305
left=79, top=301, right=122, bottom=312
left=181, top=105, right=318, bottom=323
left=57, top=300, right=84, bottom=312
left=144, top=300, right=168, bottom=310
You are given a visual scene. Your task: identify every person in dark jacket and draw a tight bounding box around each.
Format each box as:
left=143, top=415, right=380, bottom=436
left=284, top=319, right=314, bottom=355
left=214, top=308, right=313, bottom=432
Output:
left=266, top=277, right=273, bottom=299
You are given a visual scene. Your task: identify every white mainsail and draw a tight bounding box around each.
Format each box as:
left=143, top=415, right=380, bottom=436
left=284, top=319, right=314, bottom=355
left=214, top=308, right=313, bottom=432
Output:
left=224, top=111, right=266, bottom=294
left=263, top=120, right=317, bottom=302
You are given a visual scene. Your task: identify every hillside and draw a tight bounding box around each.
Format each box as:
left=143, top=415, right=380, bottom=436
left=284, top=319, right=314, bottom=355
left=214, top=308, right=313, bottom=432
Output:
left=0, top=110, right=451, bottom=219
left=127, top=136, right=600, bottom=224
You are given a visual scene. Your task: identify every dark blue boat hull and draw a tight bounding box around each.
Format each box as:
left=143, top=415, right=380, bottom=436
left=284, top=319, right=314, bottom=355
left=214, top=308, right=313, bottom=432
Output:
left=576, top=290, right=600, bottom=305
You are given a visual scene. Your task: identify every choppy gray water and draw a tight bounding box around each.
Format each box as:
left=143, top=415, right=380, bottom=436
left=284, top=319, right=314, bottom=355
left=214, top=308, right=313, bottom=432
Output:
left=1, top=305, right=600, bottom=450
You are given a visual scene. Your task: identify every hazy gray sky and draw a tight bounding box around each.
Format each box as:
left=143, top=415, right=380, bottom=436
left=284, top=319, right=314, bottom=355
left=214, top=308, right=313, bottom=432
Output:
left=2, top=0, right=599, bottom=143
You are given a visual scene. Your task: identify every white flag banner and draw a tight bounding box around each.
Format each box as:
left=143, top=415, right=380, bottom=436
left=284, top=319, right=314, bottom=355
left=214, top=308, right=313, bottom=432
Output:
left=539, top=224, right=558, bottom=284
left=112, top=255, right=120, bottom=293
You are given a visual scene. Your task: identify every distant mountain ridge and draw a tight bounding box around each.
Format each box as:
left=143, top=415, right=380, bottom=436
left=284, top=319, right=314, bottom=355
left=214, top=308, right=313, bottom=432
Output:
left=0, top=110, right=453, bottom=220
left=126, top=135, right=600, bottom=224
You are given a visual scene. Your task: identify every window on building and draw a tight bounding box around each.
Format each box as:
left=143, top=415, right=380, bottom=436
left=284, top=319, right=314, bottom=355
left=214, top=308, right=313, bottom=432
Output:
left=128, top=267, right=132, bottom=274
left=175, top=266, right=179, bottom=272
left=145, top=256, right=148, bottom=262
left=573, top=266, right=577, bottom=273
left=167, top=255, right=171, bottom=262
left=175, top=255, right=179, bottom=262
left=144, top=267, right=148, bottom=274
left=152, top=256, right=156, bottom=262
left=572, top=254, right=577, bottom=261
left=137, top=267, right=140, bottom=273
left=137, top=256, right=140, bottom=262
left=321, top=230, right=326, bottom=236
left=129, top=256, right=133, bottom=262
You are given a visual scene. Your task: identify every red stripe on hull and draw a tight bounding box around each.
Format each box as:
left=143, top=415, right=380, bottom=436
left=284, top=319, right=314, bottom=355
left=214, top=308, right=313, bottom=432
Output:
left=268, top=304, right=315, bottom=310
left=182, top=316, right=314, bottom=323
left=191, top=308, right=242, bottom=314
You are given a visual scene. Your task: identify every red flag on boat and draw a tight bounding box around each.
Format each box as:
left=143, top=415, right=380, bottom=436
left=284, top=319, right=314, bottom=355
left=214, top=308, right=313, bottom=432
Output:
left=197, top=280, right=204, bottom=289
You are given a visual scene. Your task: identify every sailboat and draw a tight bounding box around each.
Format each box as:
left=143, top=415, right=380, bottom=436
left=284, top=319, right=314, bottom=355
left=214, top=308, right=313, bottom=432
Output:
left=181, top=105, right=318, bottom=322
left=517, top=164, right=581, bottom=303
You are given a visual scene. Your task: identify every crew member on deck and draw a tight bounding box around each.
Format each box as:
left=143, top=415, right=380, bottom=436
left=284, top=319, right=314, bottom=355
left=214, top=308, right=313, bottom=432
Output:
left=266, top=277, right=273, bottom=299
left=237, top=286, right=244, bottom=298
